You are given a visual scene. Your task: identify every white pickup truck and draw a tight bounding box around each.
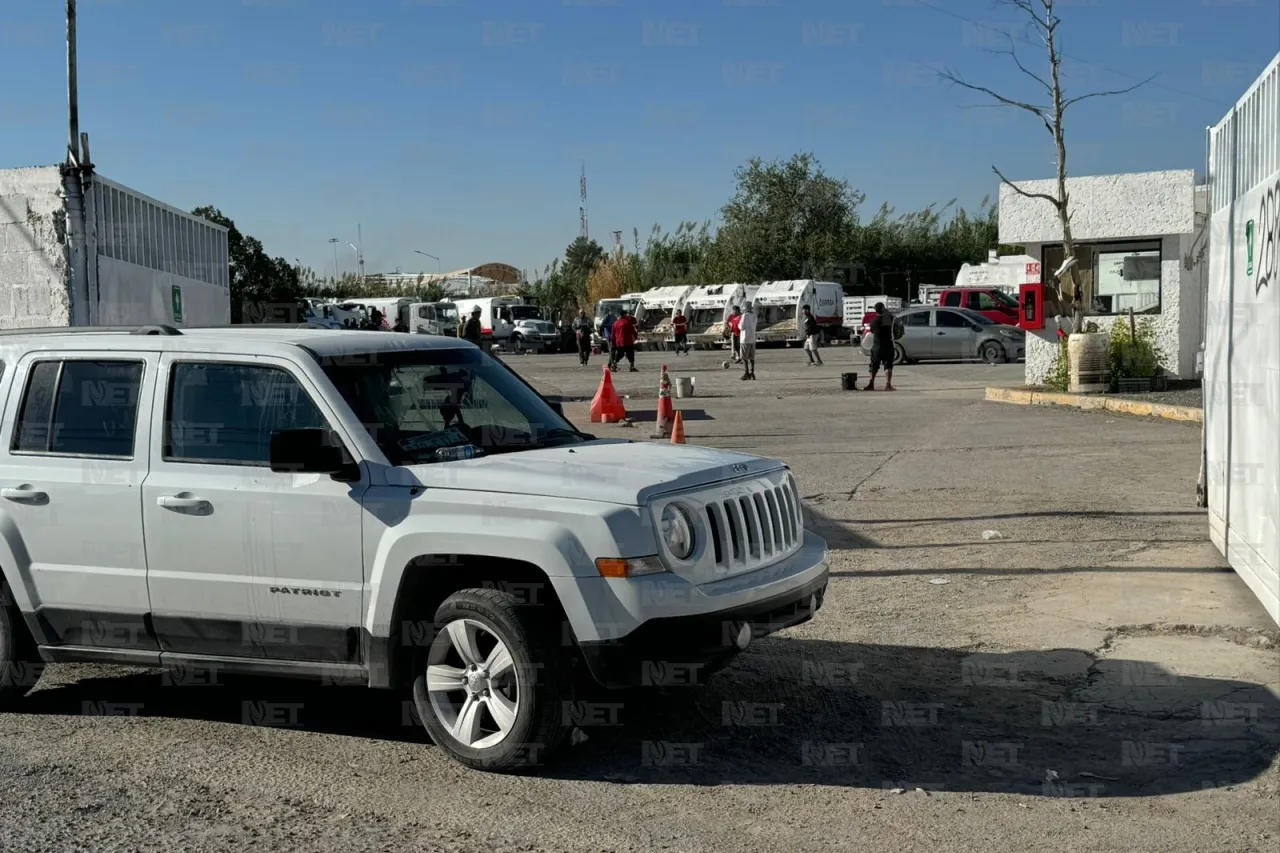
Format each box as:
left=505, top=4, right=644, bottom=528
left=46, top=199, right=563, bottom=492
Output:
left=0, top=324, right=830, bottom=772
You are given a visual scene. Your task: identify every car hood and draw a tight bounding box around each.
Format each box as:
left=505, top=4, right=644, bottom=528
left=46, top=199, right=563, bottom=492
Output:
left=402, top=439, right=784, bottom=505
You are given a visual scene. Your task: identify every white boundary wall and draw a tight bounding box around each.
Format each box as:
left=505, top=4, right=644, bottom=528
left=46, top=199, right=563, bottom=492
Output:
left=1204, top=52, right=1280, bottom=625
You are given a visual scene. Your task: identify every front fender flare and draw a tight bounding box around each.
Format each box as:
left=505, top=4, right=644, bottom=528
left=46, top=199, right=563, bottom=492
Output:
left=364, top=515, right=591, bottom=639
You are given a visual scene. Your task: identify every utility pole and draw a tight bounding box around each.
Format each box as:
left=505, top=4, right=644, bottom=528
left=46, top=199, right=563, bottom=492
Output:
left=66, top=0, right=80, bottom=165
left=579, top=162, right=588, bottom=239
left=329, top=238, right=340, bottom=280
left=357, top=223, right=366, bottom=282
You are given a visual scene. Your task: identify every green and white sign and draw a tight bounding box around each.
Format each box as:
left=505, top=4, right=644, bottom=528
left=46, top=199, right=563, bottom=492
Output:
left=172, top=285, right=184, bottom=323
left=1245, top=218, right=1255, bottom=276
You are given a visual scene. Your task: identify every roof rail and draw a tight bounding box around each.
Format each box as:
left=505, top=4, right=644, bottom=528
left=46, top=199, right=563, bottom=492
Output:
left=131, top=324, right=183, bottom=336
left=0, top=326, right=141, bottom=337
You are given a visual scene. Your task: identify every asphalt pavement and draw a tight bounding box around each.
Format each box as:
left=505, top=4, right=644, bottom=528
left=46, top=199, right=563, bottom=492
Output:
left=0, top=346, right=1274, bottom=853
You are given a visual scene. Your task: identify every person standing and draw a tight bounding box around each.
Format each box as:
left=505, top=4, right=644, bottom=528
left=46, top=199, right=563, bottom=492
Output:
left=738, top=301, right=758, bottom=380
left=801, top=304, right=823, bottom=366
left=572, top=309, right=593, bottom=366
left=611, top=309, right=639, bottom=372
left=864, top=302, right=896, bottom=391
left=726, top=304, right=743, bottom=363
left=601, top=311, right=616, bottom=360
left=671, top=308, right=689, bottom=355
left=462, top=305, right=484, bottom=347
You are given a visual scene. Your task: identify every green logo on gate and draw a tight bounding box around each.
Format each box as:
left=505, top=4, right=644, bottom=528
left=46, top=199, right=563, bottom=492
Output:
left=1245, top=219, right=1255, bottom=276
left=172, top=285, right=184, bottom=323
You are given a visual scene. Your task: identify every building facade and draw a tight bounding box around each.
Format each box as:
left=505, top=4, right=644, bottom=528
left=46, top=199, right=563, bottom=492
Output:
left=0, top=165, right=229, bottom=328
left=998, top=170, right=1208, bottom=384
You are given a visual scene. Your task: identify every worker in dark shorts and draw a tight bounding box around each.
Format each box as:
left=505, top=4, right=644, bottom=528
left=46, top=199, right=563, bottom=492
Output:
left=864, top=302, right=896, bottom=391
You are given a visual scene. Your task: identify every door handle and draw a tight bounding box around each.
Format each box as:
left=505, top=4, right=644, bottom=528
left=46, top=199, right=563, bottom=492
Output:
left=936, top=331, right=946, bottom=335
left=157, top=494, right=211, bottom=511
left=1, top=486, right=47, bottom=502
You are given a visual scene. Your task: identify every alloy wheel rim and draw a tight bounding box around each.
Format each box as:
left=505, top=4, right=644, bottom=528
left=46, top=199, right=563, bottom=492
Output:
left=426, top=618, right=520, bottom=749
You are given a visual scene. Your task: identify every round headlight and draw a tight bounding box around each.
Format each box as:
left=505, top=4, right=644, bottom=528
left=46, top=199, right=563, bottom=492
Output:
left=660, top=504, right=696, bottom=561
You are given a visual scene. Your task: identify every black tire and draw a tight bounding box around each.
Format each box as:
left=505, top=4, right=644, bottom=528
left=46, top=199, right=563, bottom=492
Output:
left=412, top=588, right=570, bottom=773
left=893, top=342, right=908, bottom=365
left=0, top=581, right=42, bottom=705
left=980, top=341, right=1005, bottom=364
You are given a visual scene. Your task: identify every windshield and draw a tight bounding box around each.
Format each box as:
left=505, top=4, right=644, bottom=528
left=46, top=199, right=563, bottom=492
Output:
left=320, top=347, right=584, bottom=465
left=437, top=304, right=459, bottom=322
left=509, top=305, right=544, bottom=321
left=992, top=289, right=1019, bottom=308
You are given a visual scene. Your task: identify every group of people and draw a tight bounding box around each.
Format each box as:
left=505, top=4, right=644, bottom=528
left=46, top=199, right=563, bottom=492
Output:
left=570, top=308, right=640, bottom=371
left=563, top=299, right=897, bottom=390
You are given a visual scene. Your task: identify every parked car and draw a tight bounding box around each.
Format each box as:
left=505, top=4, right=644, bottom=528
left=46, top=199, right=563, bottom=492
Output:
left=860, top=306, right=1025, bottom=364
left=0, top=323, right=829, bottom=773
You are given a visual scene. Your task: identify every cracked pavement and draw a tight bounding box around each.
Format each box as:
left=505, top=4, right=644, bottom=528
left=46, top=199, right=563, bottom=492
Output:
left=0, top=351, right=1276, bottom=853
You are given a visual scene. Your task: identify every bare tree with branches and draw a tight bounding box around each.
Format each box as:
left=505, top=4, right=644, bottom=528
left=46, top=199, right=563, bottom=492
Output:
left=940, top=0, right=1153, bottom=335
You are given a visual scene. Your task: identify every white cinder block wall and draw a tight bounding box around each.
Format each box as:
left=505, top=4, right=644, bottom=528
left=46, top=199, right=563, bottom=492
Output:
left=0, top=166, right=73, bottom=327
left=998, top=170, right=1200, bottom=385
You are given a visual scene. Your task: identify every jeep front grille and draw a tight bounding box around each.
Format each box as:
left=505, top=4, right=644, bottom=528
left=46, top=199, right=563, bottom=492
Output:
left=704, top=479, right=802, bottom=572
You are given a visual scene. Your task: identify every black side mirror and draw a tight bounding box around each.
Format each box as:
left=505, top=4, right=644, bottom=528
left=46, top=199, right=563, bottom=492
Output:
left=270, top=428, right=358, bottom=481
left=547, top=401, right=565, bottom=419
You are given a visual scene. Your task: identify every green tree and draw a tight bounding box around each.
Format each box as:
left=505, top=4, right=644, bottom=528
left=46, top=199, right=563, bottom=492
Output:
left=192, top=206, right=303, bottom=322
left=564, top=236, right=606, bottom=280
left=712, top=153, right=864, bottom=283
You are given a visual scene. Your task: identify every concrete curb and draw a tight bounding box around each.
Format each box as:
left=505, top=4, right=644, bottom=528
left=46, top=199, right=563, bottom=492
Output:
left=984, top=387, right=1203, bottom=423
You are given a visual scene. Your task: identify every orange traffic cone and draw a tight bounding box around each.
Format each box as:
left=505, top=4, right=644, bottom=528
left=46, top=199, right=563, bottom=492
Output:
left=670, top=411, right=686, bottom=444
left=590, top=366, right=626, bottom=423
left=653, top=364, right=675, bottom=437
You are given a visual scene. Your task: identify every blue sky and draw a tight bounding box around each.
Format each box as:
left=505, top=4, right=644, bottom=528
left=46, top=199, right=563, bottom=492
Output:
left=2, top=0, right=1277, bottom=280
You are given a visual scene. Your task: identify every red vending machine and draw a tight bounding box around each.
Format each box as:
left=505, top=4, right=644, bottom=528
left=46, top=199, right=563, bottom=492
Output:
left=1018, top=283, right=1045, bottom=331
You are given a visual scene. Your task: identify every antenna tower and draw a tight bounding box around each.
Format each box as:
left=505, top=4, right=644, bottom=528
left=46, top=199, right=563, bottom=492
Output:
left=579, top=162, right=588, bottom=239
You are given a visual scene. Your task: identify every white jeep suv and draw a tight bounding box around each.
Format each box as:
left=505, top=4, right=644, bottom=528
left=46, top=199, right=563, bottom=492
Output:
left=0, top=324, right=829, bottom=771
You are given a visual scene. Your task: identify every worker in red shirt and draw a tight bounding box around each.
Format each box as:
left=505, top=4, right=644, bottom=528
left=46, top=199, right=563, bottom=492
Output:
left=610, top=309, right=639, bottom=372
left=671, top=308, right=689, bottom=356
left=725, top=304, right=743, bottom=363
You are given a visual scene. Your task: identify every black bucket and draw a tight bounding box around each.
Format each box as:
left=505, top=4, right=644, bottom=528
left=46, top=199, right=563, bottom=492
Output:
left=841, top=372, right=858, bottom=391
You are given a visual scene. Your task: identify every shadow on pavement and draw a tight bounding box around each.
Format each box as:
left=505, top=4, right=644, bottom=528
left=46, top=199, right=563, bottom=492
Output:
left=550, top=638, right=1280, bottom=796
left=11, top=635, right=1278, bottom=797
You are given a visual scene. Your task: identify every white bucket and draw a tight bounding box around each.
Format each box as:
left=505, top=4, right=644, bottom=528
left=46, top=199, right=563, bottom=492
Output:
left=675, top=377, right=695, bottom=398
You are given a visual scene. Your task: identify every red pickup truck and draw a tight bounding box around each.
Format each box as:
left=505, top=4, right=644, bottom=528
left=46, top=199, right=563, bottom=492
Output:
left=936, top=287, right=1021, bottom=326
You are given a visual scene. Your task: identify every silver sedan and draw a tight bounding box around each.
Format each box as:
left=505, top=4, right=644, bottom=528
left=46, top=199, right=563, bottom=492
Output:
left=860, top=306, right=1026, bottom=364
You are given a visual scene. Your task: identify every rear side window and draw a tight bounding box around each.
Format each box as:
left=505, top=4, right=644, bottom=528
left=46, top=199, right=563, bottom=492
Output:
left=941, top=292, right=962, bottom=307
left=12, top=360, right=144, bottom=457
left=904, top=312, right=931, bottom=326
left=164, top=362, right=328, bottom=466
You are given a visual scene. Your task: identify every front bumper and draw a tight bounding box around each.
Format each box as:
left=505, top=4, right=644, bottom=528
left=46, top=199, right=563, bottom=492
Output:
left=576, top=557, right=830, bottom=689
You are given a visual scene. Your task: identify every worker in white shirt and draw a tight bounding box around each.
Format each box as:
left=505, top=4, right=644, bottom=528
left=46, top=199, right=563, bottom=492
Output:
left=738, top=301, right=758, bottom=380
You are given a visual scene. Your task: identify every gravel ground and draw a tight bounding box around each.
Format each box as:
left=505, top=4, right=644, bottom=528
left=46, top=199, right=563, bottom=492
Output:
left=1107, top=387, right=1204, bottom=409
left=0, top=350, right=1274, bottom=853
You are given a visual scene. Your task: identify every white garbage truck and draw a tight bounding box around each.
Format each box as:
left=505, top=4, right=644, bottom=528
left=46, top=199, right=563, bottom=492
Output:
left=1201, top=52, right=1279, bottom=625
left=751, top=279, right=844, bottom=344
left=685, top=283, right=755, bottom=348
left=634, top=284, right=694, bottom=348
left=0, top=165, right=230, bottom=329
